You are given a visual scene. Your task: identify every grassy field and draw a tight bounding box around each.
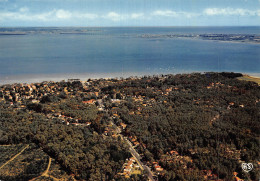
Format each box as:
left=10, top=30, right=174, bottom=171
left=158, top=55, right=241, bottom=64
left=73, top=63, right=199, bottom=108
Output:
left=237, top=75, right=260, bottom=85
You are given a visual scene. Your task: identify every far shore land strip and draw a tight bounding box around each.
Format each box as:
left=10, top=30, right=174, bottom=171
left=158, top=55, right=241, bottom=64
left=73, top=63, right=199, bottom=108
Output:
left=0, top=29, right=260, bottom=44
left=139, top=33, right=260, bottom=44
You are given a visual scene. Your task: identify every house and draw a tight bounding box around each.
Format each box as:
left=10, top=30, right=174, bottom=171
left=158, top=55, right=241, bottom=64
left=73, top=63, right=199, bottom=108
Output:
left=153, top=163, right=164, bottom=172
left=129, top=111, right=135, bottom=115
left=120, top=123, right=127, bottom=130
left=170, top=150, right=179, bottom=155
left=229, top=102, right=235, bottom=106
left=82, top=99, right=96, bottom=104
left=133, top=141, right=139, bottom=146
left=72, top=123, right=79, bottom=126
left=111, top=99, right=121, bottom=103
left=156, top=167, right=163, bottom=172
left=165, top=87, right=172, bottom=92
left=86, top=122, right=91, bottom=126
left=235, top=177, right=244, bottom=181
left=54, top=113, right=62, bottom=117
left=124, top=165, right=131, bottom=172
left=206, top=170, right=212, bottom=176
left=113, top=114, right=119, bottom=117
left=94, top=92, right=99, bottom=96
left=129, top=157, right=135, bottom=162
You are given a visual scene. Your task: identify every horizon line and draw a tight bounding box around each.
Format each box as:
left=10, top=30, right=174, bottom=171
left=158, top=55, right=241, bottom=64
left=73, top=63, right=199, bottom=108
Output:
left=1, top=25, right=260, bottom=28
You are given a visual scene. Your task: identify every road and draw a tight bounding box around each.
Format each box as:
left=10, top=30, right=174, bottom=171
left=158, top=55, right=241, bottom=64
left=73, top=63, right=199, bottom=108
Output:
left=109, top=118, right=155, bottom=181
left=95, top=101, right=155, bottom=180
left=123, top=137, right=155, bottom=181
left=99, top=102, right=155, bottom=180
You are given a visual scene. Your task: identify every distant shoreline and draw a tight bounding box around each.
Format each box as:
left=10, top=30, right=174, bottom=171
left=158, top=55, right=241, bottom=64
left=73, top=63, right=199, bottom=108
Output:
left=139, top=34, right=260, bottom=44
left=1, top=72, right=260, bottom=86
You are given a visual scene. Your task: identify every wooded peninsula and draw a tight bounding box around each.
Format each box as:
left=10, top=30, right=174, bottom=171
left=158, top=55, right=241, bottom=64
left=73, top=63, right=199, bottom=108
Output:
left=0, top=72, right=259, bottom=181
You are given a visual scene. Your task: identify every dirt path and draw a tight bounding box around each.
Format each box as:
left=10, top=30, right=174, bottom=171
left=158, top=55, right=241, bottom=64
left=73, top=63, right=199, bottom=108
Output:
left=41, top=158, right=64, bottom=181
left=30, top=157, right=62, bottom=181
left=42, top=157, right=52, bottom=177
left=0, top=144, right=29, bottom=170
left=44, top=174, right=60, bottom=181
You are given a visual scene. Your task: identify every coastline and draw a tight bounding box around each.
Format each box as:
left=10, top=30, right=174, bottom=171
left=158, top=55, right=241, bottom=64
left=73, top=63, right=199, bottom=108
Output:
left=0, top=72, right=161, bottom=85
left=237, top=74, right=260, bottom=85
left=1, top=71, right=260, bottom=86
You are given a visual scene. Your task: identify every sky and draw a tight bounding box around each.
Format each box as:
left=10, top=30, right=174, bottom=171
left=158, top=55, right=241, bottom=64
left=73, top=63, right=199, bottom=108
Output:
left=0, top=0, right=260, bottom=27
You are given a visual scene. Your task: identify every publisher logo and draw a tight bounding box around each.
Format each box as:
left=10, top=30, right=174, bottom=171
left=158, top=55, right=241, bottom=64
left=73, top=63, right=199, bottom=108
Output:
left=241, top=163, right=253, bottom=172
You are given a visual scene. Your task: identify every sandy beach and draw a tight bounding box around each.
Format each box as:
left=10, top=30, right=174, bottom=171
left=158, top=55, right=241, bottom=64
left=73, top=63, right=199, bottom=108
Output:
left=1, top=71, right=259, bottom=86
left=237, top=74, right=260, bottom=85
left=0, top=72, right=158, bottom=85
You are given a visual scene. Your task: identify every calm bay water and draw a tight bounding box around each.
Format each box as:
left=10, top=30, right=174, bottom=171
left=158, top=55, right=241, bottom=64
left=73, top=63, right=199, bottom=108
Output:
left=0, top=27, right=259, bottom=84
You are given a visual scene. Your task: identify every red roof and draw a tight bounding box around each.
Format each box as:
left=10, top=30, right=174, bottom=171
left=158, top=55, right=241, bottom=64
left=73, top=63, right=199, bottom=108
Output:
left=82, top=99, right=95, bottom=104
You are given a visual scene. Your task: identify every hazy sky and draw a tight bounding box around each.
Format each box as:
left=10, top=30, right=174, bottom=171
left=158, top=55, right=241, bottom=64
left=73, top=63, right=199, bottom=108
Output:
left=0, top=0, right=260, bottom=26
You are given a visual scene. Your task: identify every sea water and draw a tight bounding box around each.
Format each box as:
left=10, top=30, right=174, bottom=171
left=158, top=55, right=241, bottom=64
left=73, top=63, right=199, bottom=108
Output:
left=0, top=27, right=259, bottom=84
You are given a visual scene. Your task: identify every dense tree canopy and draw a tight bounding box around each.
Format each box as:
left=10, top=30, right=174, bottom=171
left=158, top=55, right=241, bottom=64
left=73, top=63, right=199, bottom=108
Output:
left=0, top=72, right=259, bottom=180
